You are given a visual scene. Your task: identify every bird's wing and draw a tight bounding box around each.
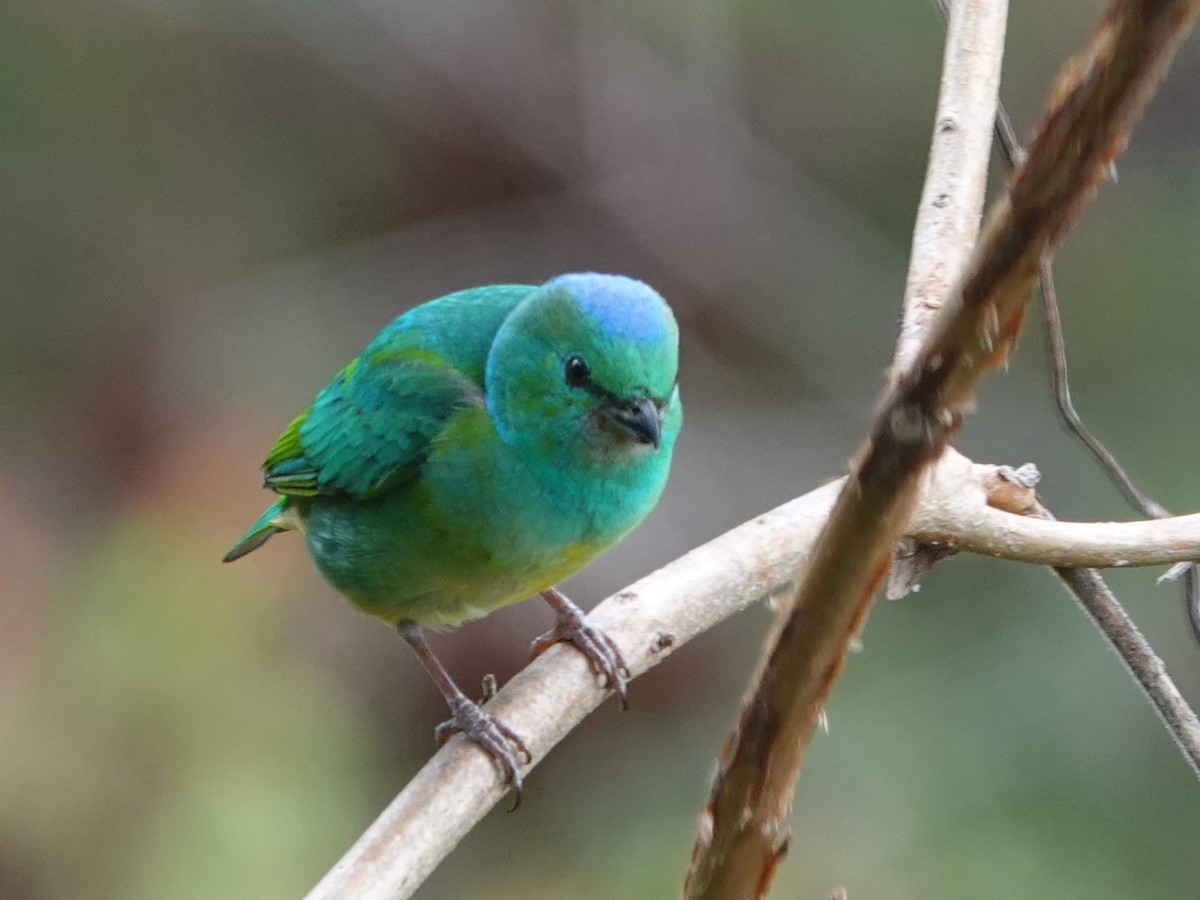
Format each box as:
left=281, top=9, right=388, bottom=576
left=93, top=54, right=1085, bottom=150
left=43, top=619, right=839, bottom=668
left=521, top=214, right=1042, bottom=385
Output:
left=262, top=348, right=483, bottom=499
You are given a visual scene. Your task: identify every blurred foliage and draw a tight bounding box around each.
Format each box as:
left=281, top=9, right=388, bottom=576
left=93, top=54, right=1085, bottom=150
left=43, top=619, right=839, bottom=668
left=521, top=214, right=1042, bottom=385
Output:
left=3, top=0, right=1200, bottom=897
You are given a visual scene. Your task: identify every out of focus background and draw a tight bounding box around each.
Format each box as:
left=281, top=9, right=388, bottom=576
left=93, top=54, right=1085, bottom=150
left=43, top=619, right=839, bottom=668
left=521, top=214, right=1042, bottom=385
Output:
left=4, top=0, right=1200, bottom=897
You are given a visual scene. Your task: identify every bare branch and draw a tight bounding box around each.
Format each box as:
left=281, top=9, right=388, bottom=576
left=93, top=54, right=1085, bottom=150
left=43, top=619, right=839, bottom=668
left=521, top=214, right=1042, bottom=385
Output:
left=910, top=450, right=1200, bottom=568
left=922, top=510, right=1200, bottom=567
left=1054, top=566, right=1200, bottom=852
left=306, top=481, right=843, bottom=900
left=304, top=446, right=1200, bottom=898
left=894, top=0, right=1009, bottom=374
left=1052, top=565, right=1200, bottom=777
left=685, top=0, right=1009, bottom=893
left=684, top=1, right=1200, bottom=897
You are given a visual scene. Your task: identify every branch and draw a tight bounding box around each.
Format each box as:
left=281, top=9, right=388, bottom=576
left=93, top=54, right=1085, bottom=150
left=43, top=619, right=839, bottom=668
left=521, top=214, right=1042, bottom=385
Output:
left=894, top=0, right=1008, bottom=374
left=910, top=450, right=1200, bottom=568
left=685, top=0, right=1009, bottom=893
left=684, top=0, right=1199, bottom=897
left=1052, top=565, right=1200, bottom=777
left=304, top=447, right=1200, bottom=898
left=919, top=510, right=1200, bottom=566
left=306, top=480, right=843, bottom=900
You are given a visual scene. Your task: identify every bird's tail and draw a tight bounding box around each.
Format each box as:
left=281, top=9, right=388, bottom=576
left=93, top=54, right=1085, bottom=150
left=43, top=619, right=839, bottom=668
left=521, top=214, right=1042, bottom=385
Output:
left=222, top=498, right=295, bottom=562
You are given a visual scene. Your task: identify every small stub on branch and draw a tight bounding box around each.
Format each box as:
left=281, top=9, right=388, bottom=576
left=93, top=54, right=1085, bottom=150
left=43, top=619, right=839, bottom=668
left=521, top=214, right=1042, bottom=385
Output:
left=981, top=462, right=1040, bottom=514
left=1159, top=562, right=1192, bottom=584
left=887, top=539, right=958, bottom=600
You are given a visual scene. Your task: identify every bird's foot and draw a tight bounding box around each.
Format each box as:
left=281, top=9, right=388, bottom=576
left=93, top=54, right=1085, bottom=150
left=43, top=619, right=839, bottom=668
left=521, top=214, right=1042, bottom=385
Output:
left=434, top=693, right=532, bottom=807
left=532, top=601, right=630, bottom=709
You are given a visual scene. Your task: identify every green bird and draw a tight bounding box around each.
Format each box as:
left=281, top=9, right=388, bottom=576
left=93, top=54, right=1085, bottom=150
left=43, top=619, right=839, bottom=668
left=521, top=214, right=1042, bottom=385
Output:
left=224, top=273, right=682, bottom=795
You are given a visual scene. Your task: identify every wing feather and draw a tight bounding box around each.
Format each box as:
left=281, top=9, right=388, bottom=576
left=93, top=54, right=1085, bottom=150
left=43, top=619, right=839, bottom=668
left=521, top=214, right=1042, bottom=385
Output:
left=262, top=351, right=481, bottom=499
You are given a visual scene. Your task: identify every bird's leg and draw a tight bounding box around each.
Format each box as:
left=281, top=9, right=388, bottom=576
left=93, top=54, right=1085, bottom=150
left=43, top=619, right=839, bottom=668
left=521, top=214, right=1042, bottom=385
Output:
left=531, top=587, right=630, bottom=709
left=396, top=621, right=531, bottom=804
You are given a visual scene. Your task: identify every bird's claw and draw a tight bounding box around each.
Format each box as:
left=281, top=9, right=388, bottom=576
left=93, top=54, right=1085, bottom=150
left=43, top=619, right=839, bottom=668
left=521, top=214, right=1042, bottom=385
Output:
left=435, top=694, right=532, bottom=808
left=532, top=608, right=631, bottom=709
left=478, top=673, right=499, bottom=704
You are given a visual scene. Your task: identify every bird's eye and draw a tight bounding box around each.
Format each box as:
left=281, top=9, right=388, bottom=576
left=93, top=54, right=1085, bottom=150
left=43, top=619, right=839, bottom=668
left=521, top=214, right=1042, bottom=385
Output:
left=563, top=355, right=591, bottom=388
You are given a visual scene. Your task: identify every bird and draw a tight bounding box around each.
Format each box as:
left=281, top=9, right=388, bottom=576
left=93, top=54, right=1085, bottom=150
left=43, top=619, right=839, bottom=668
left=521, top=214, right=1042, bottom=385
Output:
left=223, top=272, right=682, bottom=798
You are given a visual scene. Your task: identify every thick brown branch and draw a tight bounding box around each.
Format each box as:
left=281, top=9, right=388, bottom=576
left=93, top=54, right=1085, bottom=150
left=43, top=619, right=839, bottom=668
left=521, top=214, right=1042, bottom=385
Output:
left=684, top=0, right=1009, bottom=892
left=684, top=1, right=1200, bottom=898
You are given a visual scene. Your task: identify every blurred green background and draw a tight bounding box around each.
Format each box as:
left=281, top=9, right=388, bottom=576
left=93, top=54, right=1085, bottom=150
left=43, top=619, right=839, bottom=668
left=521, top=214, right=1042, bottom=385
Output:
left=3, top=0, right=1200, bottom=897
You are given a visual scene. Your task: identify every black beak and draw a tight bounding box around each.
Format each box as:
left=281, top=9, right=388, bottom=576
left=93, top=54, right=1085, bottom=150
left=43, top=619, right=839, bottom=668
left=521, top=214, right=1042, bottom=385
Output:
left=605, top=397, right=663, bottom=449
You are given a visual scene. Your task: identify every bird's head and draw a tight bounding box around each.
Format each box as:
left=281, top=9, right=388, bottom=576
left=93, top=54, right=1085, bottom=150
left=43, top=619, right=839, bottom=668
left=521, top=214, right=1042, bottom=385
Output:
left=486, top=273, right=681, bottom=469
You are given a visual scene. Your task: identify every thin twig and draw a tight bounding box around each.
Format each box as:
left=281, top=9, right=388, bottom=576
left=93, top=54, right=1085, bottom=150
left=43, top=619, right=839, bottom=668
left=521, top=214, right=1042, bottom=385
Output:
left=1032, top=248, right=1200, bottom=642
left=685, top=1, right=1200, bottom=897
left=1052, top=564, right=1200, bottom=777
left=1035, top=264, right=1173, bottom=515
left=1031, top=148, right=1200, bottom=639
